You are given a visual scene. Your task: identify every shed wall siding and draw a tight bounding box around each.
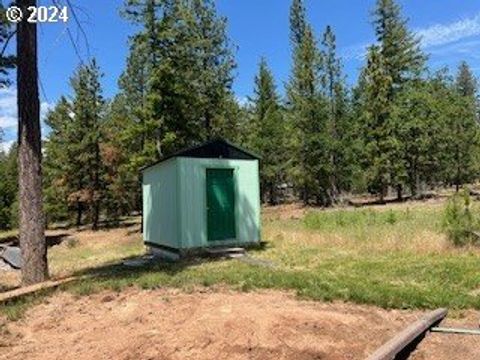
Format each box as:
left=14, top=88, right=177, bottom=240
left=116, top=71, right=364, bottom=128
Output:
left=142, top=158, right=179, bottom=247
left=177, top=157, right=260, bottom=248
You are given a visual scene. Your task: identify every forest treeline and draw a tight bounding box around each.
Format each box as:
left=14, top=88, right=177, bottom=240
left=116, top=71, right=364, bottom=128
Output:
left=1, top=0, right=479, bottom=230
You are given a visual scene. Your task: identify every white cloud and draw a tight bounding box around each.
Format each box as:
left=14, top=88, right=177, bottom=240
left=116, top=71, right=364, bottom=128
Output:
left=0, top=87, right=53, bottom=133
left=418, top=13, right=480, bottom=49
left=0, top=139, right=15, bottom=153
left=236, top=95, right=251, bottom=107
left=342, top=12, right=480, bottom=61
left=0, top=88, right=17, bottom=130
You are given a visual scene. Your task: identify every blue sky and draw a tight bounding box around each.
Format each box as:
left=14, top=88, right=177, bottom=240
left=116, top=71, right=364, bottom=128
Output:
left=2, top=0, right=480, bottom=151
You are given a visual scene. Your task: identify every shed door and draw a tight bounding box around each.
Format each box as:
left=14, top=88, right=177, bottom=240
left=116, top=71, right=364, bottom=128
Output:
left=206, top=169, right=236, bottom=241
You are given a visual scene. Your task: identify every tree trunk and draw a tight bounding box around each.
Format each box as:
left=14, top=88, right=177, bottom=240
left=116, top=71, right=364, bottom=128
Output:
left=76, top=202, right=82, bottom=228
left=396, top=184, right=403, bottom=201
left=92, top=202, right=100, bottom=230
left=92, top=142, right=101, bottom=230
left=268, top=182, right=276, bottom=206
left=379, top=183, right=387, bottom=204
left=17, top=0, right=48, bottom=285
left=302, top=186, right=309, bottom=206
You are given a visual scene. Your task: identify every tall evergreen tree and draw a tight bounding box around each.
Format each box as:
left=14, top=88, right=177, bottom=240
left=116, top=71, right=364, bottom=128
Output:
left=43, top=97, right=72, bottom=224
left=360, top=45, right=395, bottom=201
left=287, top=22, right=330, bottom=205
left=118, top=39, right=155, bottom=164
left=448, top=62, right=480, bottom=191
left=358, top=0, right=427, bottom=200
left=289, top=0, right=307, bottom=47
left=391, top=79, right=446, bottom=195
left=456, top=61, right=478, bottom=98
left=44, top=61, right=106, bottom=229
left=120, top=0, right=236, bottom=156
left=146, top=0, right=235, bottom=154
left=373, top=0, right=425, bottom=91
left=191, top=0, right=236, bottom=137
left=321, top=25, right=354, bottom=201
left=249, top=58, right=287, bottom=204
left=72, top=60, right=105, bottom=229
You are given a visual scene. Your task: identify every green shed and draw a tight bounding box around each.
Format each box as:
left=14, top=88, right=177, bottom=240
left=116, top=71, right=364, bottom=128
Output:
left=141, top=138, right=261, bottom=259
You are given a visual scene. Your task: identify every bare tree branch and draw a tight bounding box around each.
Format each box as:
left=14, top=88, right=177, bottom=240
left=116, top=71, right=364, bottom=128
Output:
left=0, top=29, right=16, bottom=58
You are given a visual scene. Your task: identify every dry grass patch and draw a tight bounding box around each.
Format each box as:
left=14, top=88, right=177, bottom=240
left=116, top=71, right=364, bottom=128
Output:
left=3, top=201, right=480, bottom=313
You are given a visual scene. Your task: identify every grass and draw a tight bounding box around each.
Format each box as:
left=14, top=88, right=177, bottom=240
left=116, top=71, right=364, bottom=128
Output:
left=2, top=200, right=480, bottom=321
left=0, top=229, right=16, bottom=242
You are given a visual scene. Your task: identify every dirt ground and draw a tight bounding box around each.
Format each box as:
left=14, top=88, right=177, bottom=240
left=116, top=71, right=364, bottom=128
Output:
left=1, top=288, right=478, bottom=360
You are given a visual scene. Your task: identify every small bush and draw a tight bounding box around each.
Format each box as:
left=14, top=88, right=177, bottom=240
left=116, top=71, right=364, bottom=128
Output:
left=442, top=191, right=480, bottom=246
left=385, top=210, right=397, bottom=225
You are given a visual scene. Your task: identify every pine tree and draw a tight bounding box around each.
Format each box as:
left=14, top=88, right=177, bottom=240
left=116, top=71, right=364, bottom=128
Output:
left=448, top=62, right=480, bottom=191
left=17, top=0, right=48, bottom=284
left=360, top=46, right=395, bottom=201
left=321, top=25, right=354, bottom=201
left=71, top=60, right=105, bottom=229
left=191, top=0, right=236, bottom=137
left=101, top=96, right=142, bottom=221
left=145, top=0, right=236, bottom=154
left=249, top=58, right=287, bottom=204
left=289, top=0, right=307, bottom=47
left=456, top=61, right=478, bottom=98
left=358, top=0, right=427, bottom=199
left=120, top=0, right=236, bottom=157
left=43, top=97, right=73, bottom=224
left=118, top=38, right=155, bottom=164
left=373, top=0, right=425, bottom=90
left=122, top=0, right=162, bottom=70
left=391, top=80, right=446, bottom=195
left=287, top=23, right=330, bottom=205
left=44, top=60, right=106, bottom=229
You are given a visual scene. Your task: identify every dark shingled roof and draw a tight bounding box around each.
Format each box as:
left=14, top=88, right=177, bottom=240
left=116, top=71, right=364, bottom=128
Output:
left=141, top=138, right=260, bottom=172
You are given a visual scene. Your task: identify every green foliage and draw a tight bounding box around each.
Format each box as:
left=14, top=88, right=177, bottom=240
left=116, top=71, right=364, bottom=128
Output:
left=34, top=0, right=480, bottom=228
left=107, top=0, right=238, bottom=215
left=248, top=58, right=288, bottom=204
left=321, top=25, right=356, bottom=199
left=287, top=15, right=331, bottom=205
left=356, top=0, right=429, bottom=200
left=442, top=191, right=480, bottom=246
left=372, top=0, right=426, bottom=87
left=0, top=144, right=17, bottom=229
left=289, top=0, right=307, bottom=46
left=358, top=45, right=394, bottom=199
left=44, top=60, right=107, bottom=228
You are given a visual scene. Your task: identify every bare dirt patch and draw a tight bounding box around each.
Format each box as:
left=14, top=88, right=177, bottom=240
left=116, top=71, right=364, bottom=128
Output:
left=1, top=288, right=477, bottom=360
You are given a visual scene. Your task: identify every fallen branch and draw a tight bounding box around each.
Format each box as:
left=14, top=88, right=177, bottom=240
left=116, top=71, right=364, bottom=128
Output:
left=366, top=308, right=448, bottom=360
left=0, top=276, right=79, bottom=304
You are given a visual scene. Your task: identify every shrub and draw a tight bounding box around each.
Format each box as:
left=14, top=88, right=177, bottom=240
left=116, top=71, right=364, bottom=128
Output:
left=442, top=190, right=479, bottom=246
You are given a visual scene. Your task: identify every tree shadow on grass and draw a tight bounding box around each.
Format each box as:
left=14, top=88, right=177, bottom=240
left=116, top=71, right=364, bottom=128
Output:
left=70, top=241, right=271, bottom=289
left=0, top=242, right=272, bottom=315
